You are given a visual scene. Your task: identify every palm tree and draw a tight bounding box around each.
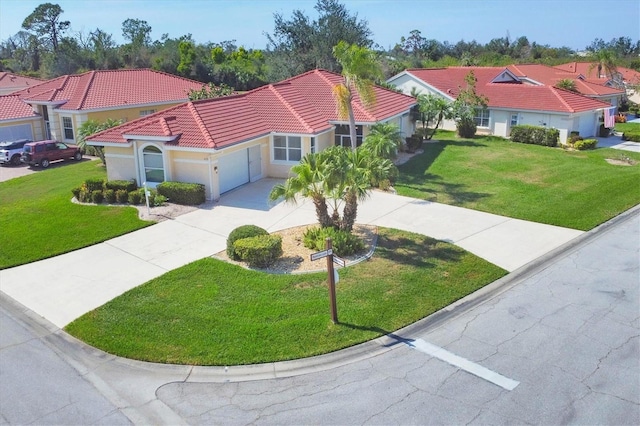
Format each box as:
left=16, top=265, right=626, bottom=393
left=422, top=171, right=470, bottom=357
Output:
left=587, top=48, right=622, bottom=88
left=361, top=122, right=403, bottom=160
left=76, top=118, right=123, bottom=168
left=555, top=79, right=578, bottom=92
left=269, top=153, right=332, bottom=228
left=332, top=41, right=383, bottom=150
left=416, top=93, right=452, bottom=140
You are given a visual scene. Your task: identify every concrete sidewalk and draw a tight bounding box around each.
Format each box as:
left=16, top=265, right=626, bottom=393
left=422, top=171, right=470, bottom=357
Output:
left=0, top=178, right=583, bottom=328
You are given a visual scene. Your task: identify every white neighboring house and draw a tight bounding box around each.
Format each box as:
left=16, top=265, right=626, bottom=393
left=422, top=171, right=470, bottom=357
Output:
left=387, top=66, right=618, bottom=143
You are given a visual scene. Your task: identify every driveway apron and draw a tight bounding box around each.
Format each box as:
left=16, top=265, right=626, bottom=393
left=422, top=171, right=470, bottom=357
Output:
left=0, top=178, right=582, bottom=328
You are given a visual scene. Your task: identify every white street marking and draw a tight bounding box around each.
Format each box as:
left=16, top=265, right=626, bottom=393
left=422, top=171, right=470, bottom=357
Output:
left=407, top=338, right=520, bottom=391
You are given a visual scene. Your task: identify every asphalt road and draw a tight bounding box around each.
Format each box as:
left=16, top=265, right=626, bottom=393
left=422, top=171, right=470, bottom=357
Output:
left=0, top=208, right=638, bottom=425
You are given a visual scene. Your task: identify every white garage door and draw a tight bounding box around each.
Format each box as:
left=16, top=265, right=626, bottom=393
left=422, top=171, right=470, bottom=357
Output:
left=0, top=124, right=33, bottom=142
left=218, top=149, right=249, bottom=194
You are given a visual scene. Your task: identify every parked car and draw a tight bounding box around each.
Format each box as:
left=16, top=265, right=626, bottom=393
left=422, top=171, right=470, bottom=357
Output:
left=21, top=140, right=83, bottom=168
left=0, top=139, right=31, bottom=166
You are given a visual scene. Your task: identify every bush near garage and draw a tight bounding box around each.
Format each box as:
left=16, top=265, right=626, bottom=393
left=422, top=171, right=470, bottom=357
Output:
left=573, top=139, right=598, bottom=150
left=510, top=125, right=559, bottom=147
left=157, top=181, right=205, bottom=205
left=227, top=225, right=269, bottom=260
left=105, top=179, right=137, bottom=192
left=233, top=234, right=283, bottom=267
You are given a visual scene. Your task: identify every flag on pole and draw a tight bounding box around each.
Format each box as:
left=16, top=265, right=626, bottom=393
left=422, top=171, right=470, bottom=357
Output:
left=604, top=107, right=616, bottom=128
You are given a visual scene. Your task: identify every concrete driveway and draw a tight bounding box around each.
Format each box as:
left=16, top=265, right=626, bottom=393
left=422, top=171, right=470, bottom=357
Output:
left=0, top=178, right=583, bottom=328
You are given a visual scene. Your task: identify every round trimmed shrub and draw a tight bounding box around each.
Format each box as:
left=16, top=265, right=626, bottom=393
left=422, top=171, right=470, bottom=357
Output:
left=456, top=118, right=477, bottom=138
left=227, top=225, right=269, bottom=260
left=115, top=189, right=129, bottom=204
left=91, top=190, right=104, bottom=204
left=104, top=189, right=116, bottom=204
left=234, top=235, right=283, bottom=268
left=128, top=190, right=142, bottom=205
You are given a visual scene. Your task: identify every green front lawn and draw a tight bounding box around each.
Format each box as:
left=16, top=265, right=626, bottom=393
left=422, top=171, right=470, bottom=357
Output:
left=396, top=131, right=640, bottom=230
left=615, top=121, right=640, bottom=135
left=0, top=160, right=151, bottom=269
left=65, top=227, right=506, bottom=365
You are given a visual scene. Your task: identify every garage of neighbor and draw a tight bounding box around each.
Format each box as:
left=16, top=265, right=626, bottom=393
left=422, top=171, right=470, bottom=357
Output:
left=0, top=124, right=33, bottom=142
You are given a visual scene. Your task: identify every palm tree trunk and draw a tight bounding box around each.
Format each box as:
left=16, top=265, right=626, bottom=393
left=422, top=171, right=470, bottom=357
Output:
left=347, top=96, right=358, bottom=151
left=313, top=196, right=332, bottom=228
left=341, top=190, right=358, bottom=232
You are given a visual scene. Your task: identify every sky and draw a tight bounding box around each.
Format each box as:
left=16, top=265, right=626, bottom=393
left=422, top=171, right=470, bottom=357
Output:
left=0, top=0, right=638, bottom=51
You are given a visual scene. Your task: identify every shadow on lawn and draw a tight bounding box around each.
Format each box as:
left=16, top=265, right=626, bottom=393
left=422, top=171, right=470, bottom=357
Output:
left=397, top=139, right=490, bottom=205
left=375, top=232, right=463, bottom=269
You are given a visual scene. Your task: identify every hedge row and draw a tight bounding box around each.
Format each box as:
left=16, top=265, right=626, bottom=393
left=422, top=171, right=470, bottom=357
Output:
left=157, top=181, right=205, bottom=206
left=72, top=178, right=167, bottom=206
left=622, top=132, right=640, bottom=142
left=510, top=125, right=559, bottom=147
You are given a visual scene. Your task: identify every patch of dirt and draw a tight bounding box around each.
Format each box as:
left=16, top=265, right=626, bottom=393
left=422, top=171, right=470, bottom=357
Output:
left=605, top=158, right=637, bottom=166
left=214, top=224, right=378, bottom=274
left=71, top=198, right=203, bottom=222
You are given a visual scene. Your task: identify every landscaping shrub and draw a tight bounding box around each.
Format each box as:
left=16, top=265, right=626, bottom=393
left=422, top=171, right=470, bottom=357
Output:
left=104, top=189, right=116, bottom=204
left=153, top=193, right=168, bottom=206
left=127, top=190, right=142, bottom=205
left=456, top=118, right=477, bottom=139
left=105, top=179, right=137, bottom=192
left=234, top=234, right=283, bottom=267
left=567, top=134, right=583, bottom=145
left=71, top=186, right=82, bottom=200
left=303, top=226, right=365, bottom=257
left=622, top=132, right=640, bottom=142
left=115, top=189, right=129, bottom=204
left=226, top=225, right=269, bottom=260
left=84, top=178, right=105, bottom=192
left=91, top=190, right=104, bottom=204
left=157, top=181, right=205, bottom=205
left=510, top=125, right=558, bottom=147
left=573, top=139, right=597, bottom=151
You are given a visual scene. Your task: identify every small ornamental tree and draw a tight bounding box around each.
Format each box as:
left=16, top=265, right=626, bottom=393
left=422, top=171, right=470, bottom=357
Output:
left=416, top=93, right=453, bottom=140
left=452, top=71, right=488, bottom=138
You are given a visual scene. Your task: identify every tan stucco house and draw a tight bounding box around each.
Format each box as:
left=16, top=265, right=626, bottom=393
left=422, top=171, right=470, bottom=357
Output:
left=0, top=69, right=204, bottom=143
left=87, top=69, right=417, bottom=200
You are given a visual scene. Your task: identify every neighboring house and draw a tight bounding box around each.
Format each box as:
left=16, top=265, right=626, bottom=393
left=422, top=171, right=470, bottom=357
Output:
left=0, top=72, right=43, bottom=96
left=554, top=62, right=640, bottom=104
left=87, top=69, right=416, bottom=200
left=387, top=66, right=613, bottom=143
left=0, top=69, right=205, bottom=143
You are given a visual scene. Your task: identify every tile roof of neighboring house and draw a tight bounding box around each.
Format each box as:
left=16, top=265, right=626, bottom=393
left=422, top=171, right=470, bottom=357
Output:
left=0, top=95, right=39, bottom=121
left=554, top=62, right=640, bottom=85
left=404, top=67, right=612, bottom=113
left=507, top=64, right=623, bottom=97
left=88, top=69, right=417, bottom=149
left=0, top=72, right=43, bottom=93
left=13, top=69, right=204, bottom=111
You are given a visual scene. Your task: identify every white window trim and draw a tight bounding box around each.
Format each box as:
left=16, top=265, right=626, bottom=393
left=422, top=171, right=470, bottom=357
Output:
left=271, top=134, right=303, bottom=164
left=62, top=116, right=74, bottom=141
left=137, top=143, right=167, bottom=187
left=474, top=108, right=490, bottom=128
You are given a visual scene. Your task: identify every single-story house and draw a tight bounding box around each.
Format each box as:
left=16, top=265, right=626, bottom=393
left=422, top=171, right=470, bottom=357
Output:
left=0, top=69, right=205, bottom=143
left=387, top=66, right=614, bottom=143
left=87, top=69, right=417, bottom=200
left=554, top=62, right=640, bottom=105
left=0, top=72, right=43, bottom=96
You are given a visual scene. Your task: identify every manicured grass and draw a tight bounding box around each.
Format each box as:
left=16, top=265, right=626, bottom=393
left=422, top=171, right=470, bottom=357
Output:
left=395, top=131, right=640, bottom=231
left=615, top=121, right=640, bottom=135
left=0, top=160, right=151, bottom=269
left=65, top=227, right=506, bottom=365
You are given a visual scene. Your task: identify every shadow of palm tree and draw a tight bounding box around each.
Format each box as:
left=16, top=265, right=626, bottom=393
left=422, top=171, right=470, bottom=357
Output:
left=374, top=232, right=463, bottom=268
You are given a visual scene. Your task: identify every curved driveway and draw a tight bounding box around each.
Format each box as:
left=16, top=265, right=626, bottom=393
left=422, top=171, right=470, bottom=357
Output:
left=0, top=178, right=582, bottom=328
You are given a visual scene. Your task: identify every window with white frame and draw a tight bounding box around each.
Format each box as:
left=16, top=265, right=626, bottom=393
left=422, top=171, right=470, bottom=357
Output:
left=142, top=145, right=164, bottom=183
left=474, top=108, right=490, bottom=127
left=140, top=109, right=156, bottom=117
left=510, top=113, right=519, bottom=127
left=273, top=135, right=302, bottom=162
left=62, top=117, right=74, bottom=140
left=310, top=137, right=316, bottom=154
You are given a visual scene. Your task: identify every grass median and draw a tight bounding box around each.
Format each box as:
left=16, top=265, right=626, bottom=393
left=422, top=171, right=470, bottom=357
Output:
left=396, top=131, right=640, bottom=230
left=0, top=160, right=151, bottom=269
left=65, top=227, right=506, bottom=366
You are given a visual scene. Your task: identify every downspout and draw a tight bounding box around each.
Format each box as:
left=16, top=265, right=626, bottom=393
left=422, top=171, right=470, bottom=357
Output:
left=207, top=154, right=214, bottom=201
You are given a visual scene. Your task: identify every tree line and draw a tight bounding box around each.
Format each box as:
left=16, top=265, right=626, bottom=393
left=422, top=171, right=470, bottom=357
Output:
left=2, top=0, right=638, bottom=91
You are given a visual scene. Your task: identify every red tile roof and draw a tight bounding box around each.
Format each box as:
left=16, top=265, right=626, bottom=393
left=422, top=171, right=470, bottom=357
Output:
left=405, top=67, right=612, bottom=113
left=13, top=69, right=204, bottom=110
left=554, top=62, right=640, bottom=85
left=0, top=72, right=43, bottom=93
left=0, top=95, right=38, bottom=121
left=507, top=64, right=623, bottom=97
left=88, top=69, right=417, bottom=149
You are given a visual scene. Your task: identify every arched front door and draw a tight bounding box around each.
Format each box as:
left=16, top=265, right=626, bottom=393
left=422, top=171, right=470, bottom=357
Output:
left=140, top=144, right=165, bottom=186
